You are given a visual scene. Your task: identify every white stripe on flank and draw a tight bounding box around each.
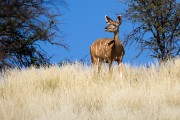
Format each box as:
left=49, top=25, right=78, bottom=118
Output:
left=95, top=44, right=97, bottom=55
left=104, top=40, right=109, bottom=52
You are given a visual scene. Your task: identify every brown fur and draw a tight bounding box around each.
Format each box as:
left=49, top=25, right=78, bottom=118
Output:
left=90, top=16, right=125, bottom=76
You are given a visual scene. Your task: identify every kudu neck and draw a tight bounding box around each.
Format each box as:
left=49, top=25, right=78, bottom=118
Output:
left=113, top=30, right=121, bottom=54
left=113, top=30, right=119, bottom=42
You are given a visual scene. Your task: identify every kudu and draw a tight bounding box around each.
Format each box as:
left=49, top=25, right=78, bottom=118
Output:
left=90, top=15, right=125, bottom=77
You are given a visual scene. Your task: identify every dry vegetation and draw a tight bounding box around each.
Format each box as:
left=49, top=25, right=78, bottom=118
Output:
left=0, top=59, right=180, bottom=120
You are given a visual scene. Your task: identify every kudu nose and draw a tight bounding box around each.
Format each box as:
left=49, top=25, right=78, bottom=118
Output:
left=105, top=27, right=108, bottom=31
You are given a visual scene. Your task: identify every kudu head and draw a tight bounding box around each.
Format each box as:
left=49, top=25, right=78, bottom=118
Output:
left=105, top=15, right=122, bottom=33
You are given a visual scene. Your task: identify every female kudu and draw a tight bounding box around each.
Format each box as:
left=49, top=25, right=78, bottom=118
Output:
left=90, top=15, right=125, bottom=77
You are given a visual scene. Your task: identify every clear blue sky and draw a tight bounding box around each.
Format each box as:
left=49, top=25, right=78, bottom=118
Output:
left=44, top=0, right=154, bottom=65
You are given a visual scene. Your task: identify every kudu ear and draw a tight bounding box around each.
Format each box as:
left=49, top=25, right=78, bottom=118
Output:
left=116, top=15, right=122, bottom=24
left=105, top=15, right=113, bottom=23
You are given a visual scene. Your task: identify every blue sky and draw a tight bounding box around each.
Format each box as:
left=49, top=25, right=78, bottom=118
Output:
left=44, top=0, right=154, bottom=65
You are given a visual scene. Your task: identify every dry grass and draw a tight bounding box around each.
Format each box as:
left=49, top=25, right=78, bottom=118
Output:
left=0, top=59, right=180, bottom=120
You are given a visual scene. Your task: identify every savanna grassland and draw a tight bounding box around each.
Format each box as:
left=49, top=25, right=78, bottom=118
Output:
left=0, top=59, right=180, bottom=120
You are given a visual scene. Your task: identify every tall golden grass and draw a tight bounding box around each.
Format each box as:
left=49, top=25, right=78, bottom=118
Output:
left=0, top=59, right=180, bottom=120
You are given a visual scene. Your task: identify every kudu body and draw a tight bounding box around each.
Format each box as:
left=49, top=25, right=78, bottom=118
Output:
left=90, top=15, right=125, bottom=77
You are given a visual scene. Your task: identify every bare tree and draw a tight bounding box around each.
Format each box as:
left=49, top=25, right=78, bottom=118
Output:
left=0, top=0, right=68, bottom=69
left=120, top=0, right=180, bottom=62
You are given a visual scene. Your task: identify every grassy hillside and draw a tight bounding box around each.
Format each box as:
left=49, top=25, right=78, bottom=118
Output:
left=0, top=59, right=180, bottom=120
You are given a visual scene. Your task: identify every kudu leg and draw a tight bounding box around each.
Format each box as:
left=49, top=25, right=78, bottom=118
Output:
left=98, top=61, right=102, bottom=73
left=91, top=57, right=102, bottom=78
left=109, top=61, right=113, bottom=75
left=118, top=61, right=123, bottom=78
left=118, top=60, right=123, bottom=86
left=94, top=58, right=102, bottom=73
left=91, top=56, right=98, bottom=72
